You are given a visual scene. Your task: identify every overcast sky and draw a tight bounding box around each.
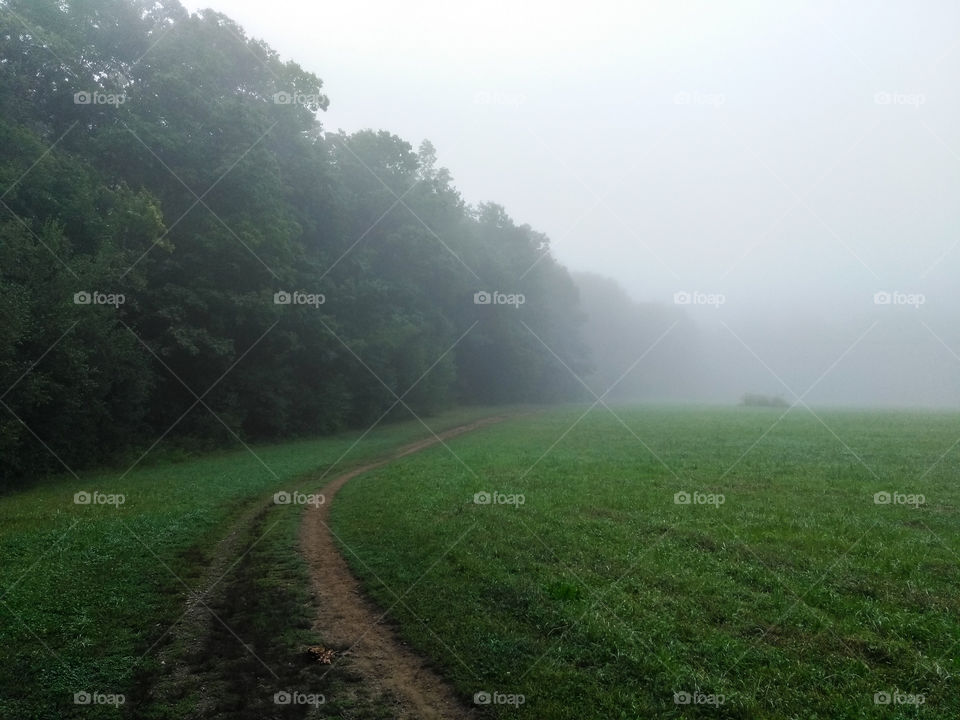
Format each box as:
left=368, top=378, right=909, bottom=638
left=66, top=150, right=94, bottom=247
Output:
left=180, top=0, right=960, bottom=405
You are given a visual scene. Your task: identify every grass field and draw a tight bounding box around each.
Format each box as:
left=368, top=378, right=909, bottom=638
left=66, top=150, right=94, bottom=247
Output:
left=331, top=406, right=960, bottom=719
left=0, top=406, right=507, bottom=719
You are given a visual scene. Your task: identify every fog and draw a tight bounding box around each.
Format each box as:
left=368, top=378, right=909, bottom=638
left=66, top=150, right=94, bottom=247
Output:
left=183, top=0, right=960, bottom=406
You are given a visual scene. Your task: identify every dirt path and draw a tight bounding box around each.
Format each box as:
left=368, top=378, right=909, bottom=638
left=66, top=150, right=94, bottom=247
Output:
left=300, top=417, right=505, bottom=719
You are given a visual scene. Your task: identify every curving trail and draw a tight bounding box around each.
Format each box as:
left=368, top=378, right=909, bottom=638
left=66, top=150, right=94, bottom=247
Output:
left=300, top=417, right=506, bottom=719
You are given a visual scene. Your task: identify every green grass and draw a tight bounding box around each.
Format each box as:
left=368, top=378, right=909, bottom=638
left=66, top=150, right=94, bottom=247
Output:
left=332, top=406, right=960, bottom=719
left=0, top=406, right=507, bottom=719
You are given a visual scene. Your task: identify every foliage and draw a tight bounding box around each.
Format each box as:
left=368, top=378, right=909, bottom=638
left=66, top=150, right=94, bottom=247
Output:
left=0, top=0, right=588, bottom=482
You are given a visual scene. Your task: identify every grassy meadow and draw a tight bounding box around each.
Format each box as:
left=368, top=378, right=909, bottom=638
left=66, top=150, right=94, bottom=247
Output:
left=0, top=407, right=505, bottom=719
left=331, top=406, right=960, bottom=719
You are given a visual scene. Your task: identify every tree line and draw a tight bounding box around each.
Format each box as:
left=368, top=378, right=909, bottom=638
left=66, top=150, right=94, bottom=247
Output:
left=0, top=0, right=590, bottom=482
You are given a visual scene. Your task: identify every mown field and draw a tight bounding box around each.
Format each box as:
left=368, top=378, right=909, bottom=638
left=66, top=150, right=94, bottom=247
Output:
left=0, top=407, right=506, bottom=720
left=332, top=406, right=960, bottom=719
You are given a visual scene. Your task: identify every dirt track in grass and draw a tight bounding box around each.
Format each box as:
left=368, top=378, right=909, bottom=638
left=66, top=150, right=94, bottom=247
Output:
left=300, top=417, right=506, bottom=719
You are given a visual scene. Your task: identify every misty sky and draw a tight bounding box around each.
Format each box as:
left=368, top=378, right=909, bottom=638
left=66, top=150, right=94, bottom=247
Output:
left=180, top=0, right=960, bottom=406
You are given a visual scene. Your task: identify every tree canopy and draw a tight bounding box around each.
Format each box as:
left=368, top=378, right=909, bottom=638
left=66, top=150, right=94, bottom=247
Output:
left=0, top=0, right=590, bottom=482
